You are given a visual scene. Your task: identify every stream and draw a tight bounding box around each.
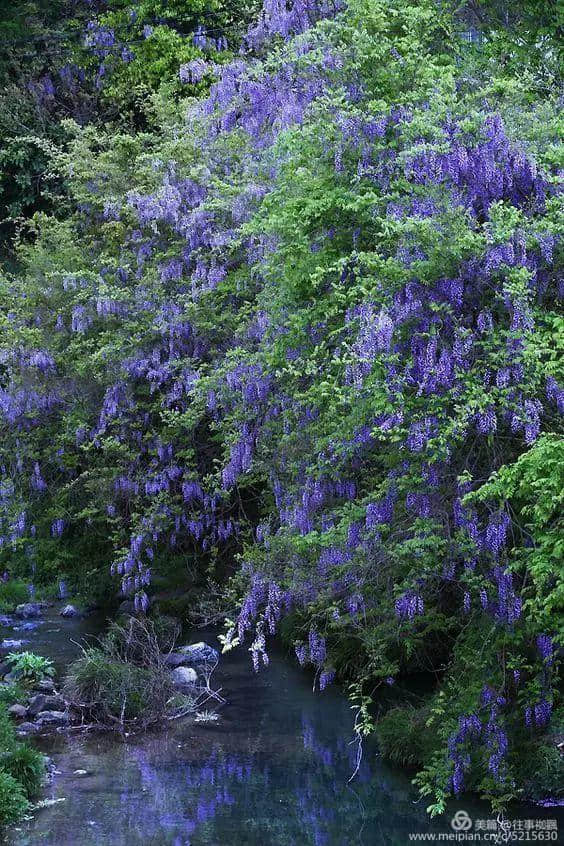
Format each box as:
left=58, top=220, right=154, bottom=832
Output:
left=2, top=607, right=563, bottom=845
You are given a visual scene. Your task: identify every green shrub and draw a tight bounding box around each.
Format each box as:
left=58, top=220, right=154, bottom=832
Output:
left=0, top=706, right=17, bottom=754
left=0, top=703, right=45, bottom=816
left=65, top=617, right=176, bottom=728
left=154, top=595, right=193, bottom=621
left=6, top=652, right=55, bottom=686
left=0, top=580, right=29, bottom=612
left=514, top=742, right=564, bottom=801
left=104, top=614, right=179, bottom=661
left=67, top=649, right=157, bottom=721
left=0, top=683, right=26, bottom=706
left=0, top=745, right=44, bottom=799
left=0, top=769, right=29, bottom=827
left=377, top=705, right=432, bottom=768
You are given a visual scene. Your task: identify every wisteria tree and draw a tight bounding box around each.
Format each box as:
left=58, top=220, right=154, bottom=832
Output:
left=0, top=0, right=561, bottom=813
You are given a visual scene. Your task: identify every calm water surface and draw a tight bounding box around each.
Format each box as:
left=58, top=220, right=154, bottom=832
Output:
left=2, top=610, right=563, bottom=845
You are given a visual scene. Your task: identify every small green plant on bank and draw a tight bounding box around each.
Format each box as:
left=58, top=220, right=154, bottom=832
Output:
left=0, top=745, right=45, bottom=799
left=6, top=652, right=55, bottom=685
left=0, top=771, right=28, bottom=827
left=0, top=682, right=26, bottom=706
left=0, top=704, right=45, bottom=827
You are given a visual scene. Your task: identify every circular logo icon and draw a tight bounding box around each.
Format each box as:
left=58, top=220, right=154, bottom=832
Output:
left=451, top=810, right=472, bottom=832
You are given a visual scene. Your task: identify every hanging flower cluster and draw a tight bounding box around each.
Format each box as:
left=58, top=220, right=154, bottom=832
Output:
left=0, top=0, right=561, bottom=808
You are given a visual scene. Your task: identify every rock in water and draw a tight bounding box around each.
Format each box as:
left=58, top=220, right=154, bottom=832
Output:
left=15, top=603, right=42, bottom=619
left=171, top=666, right=198, bottom=687
left=1, top=638, right=29, bottom=649
left=162, top=652, right=192, bottom=668
left=176, top=642, right=219, bottom=664
left=16, top=722, right=40, bottom=735
left=28, top=694, right=65, bottom=715
left=12, top=622, right=39, bottom=632
left=60, top=604, right=80, bottom=618
left=35, top=710, right=69, bottom=725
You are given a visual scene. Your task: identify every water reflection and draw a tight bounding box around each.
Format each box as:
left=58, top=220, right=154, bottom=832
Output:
left=7, top=626, right=564, bottom=846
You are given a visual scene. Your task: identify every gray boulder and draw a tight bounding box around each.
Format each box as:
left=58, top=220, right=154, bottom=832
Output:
left=171, top=666, right=198, bottom=687
left=162, top=652, right=192, bottom=669
left=60, top=604, right=80, bottom=618
left=35, top=678, right=56, bottom=693
left=8, top=703, right=27, bottom=719
left=44, top=695, right=66, bottom=710
left=12, top=622, right=39, bottom=632
left=35, top=710, right=68, bottom=725
left=1, top=638, right=29, bottom=649
left=177, top=642, right=219, bottom=665
left=15, top=603, right=43, bottom=619
left=29, top=694, right=66, bottom=715
left=16, top=722, right=40, bottom=735
left=28, top=694, right=48, bottom=716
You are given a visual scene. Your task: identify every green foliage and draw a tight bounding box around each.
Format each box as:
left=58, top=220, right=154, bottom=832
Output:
left=0, top=0, right=561, bottom=817
left=0, top=2, right=78, bottom=229
left=0, top=0, right=248, bottom=236
left=0, top=745, right=44, bottom=799
left=465, top=434, right=564, bottom=623
left=0, top=703, right=43, bottom=826
left=67, top=649, right=158, bottom=720
left=155, top=594, right=193, bottom=620
left=80, top=3, right=234, bottom=124
left=0, top=579, right=29, bottom=612
left=64, top=617, right=177, bottom=727
left=0, top=705, right=16, bottom=751
left=0, top=769, right=29, bottom=827
left=6, top=652, right=55, bottom=685
left=515, top=741, right=564, bottom=800
left=376, top=705, right=430, bottom=767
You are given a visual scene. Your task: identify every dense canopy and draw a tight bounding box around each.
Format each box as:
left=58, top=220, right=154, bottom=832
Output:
left=0, top=0, right=562, bottom=814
